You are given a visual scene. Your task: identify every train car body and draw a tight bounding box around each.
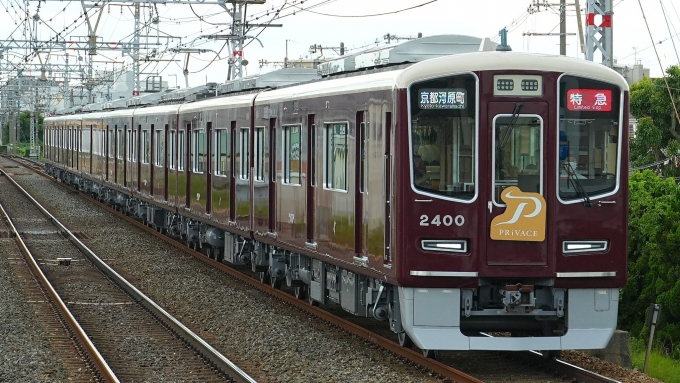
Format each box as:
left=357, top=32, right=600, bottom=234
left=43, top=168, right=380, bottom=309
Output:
left=44, top=37, right=629, bottom=353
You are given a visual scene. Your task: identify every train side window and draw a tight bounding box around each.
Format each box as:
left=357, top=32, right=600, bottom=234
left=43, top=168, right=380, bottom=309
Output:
left=90, top=129, right=94, bottom=155
left=324, top=122, right=348, bottom=191
left=154, top=128, right=164, bottom=167
left=192, top=128, right=206, bottom=173
left=108, top=127, right=114, bottom=158
left=214, top=128, right=229, bottom=176
left=142, top=128, right=151, bottom=164
left=359, top=121, right=367, bottom=193
left=254, top=127, right=265, bottom=182
left=100, top=128, right=105, bottom=156
left=93, top=129, right=98, bottom=155
left=132, top=127, right=139, bottom=162
left=178, top=130, right=185, bottom=171
left=239, top=128, right=249, bottom=180
left=117, top=127, right=124, bottom=159
left=282, top=124, right=301, bottom=185
left=169, top=130, right=176, bottom=169
left=82, top=127, right=90, bottom=153
left=310, top=124, right=316, bottom=186
left=126, top=129, right=132, bottom=161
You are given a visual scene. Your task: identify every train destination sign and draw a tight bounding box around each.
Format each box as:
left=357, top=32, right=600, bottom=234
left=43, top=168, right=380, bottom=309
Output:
left=419, top=88, right=467, bottom=109
left=566, top=89, right=612, bottom=112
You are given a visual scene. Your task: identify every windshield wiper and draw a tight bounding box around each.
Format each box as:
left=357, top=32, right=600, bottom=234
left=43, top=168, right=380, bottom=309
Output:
left=563, top=163, right=592, bottom=207
left=497, top=103, right=524, bottom=149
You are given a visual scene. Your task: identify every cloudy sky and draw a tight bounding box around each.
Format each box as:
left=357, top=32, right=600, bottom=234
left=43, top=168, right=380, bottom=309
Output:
left=0, top=0, right=678, bottom=93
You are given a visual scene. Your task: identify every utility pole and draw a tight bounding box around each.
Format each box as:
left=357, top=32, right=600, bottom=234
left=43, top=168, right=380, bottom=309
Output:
left=383, top=32, right=422, bottom=44
left=133, top=4, right=141, bottom=95
left=575, top=0, right=586, bottom=54
left=309, top=43, right=346, bottom=56
left=29, top=98, right=36, bottom=158
left=524, top=1, right=576, bottom=54
left=560, top=0, right=566, bottom=55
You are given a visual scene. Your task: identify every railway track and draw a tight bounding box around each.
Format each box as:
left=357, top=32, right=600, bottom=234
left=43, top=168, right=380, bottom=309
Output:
left=96, top=204, right=625, bottom=382
left=1, top=155, right=625, bottom=383
left=0, top=184, right=94, bottom=382
left=0, top=161, right=256, bottom=383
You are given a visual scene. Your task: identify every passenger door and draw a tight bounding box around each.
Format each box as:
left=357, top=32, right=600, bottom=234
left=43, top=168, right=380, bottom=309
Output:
left=485, top=102, right=549, bottom=267
left=354, top=112, right=367, bottom=261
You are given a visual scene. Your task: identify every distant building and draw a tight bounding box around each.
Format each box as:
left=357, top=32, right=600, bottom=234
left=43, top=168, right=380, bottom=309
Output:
left=613, top=61, right=649, bottom=86
left=611, top=61, right=649, bottom=138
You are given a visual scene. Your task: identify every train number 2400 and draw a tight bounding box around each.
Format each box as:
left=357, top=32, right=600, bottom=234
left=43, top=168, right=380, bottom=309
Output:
left=419, top=214, right=465, bottom=227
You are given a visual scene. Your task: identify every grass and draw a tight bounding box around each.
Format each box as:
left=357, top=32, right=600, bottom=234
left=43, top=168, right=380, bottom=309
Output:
left=631, top=338, right=680, bottom=383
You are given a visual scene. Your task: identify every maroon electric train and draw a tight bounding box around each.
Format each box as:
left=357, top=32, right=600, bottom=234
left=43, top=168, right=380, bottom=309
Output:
left=44, top=37, right=629, bottom=354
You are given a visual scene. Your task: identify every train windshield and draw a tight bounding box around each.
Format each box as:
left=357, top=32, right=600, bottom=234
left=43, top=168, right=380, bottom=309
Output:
left=409, top=73, right=477, bottom=200
left=558, top=76, right=621, bottom=201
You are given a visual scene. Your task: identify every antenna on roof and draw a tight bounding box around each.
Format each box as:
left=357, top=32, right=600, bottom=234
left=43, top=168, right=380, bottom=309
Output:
left=496, top=28, right=512, bottom=52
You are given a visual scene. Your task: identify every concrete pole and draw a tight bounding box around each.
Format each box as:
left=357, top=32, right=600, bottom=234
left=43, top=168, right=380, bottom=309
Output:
left=560, top=0, right=566, bottom=55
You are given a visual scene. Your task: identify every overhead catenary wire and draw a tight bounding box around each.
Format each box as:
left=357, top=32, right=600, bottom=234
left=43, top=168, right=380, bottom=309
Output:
left=637, top=0, right=680, bottom=133
left=659, top=0, right=680, bottom=65
left=287, top=0, right=437, bottom=18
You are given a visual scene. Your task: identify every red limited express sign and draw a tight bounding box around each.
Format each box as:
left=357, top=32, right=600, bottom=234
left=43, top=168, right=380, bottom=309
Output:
left=566, top=89, right=612, bottom=112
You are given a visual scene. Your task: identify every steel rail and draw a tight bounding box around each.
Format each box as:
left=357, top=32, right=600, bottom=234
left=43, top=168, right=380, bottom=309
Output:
left=549, top=355, right=623, bottom=383
left=0, top=172, right=120, bottom=383
left=98, top=188, right=624, bottom=383
left=0, top=167, right=258, bottom=383
left=76, top=183, right=484, bottom=383
left=477, top=325, right=624, bottom=382
left=7, top=156, right=624, bottom=383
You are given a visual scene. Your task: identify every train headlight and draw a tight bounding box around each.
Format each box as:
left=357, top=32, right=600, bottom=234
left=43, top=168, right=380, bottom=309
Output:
left=421, top=239, right=468, bottom=253
left=562, top=240, right=608, bottom=254
left=521, top=79, right=539, bottom=91
left=496, top=79, right=514, bottom=91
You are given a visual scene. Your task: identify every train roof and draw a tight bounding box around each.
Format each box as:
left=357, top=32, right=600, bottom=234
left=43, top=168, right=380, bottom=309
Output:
left=254, top=51, right=629, bottom=105
left=178, top=93, right=255, bottom=114
left=133, top=103, right=182, bottom=117
left=46, top=49, right=629, bottom=121
left=317, top=34, right=496, bottom=76
left=396, top=51, right=630, bottom=90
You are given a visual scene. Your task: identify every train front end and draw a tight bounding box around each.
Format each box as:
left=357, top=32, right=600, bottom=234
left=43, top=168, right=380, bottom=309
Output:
left=394, top=52, right=629, bottom=351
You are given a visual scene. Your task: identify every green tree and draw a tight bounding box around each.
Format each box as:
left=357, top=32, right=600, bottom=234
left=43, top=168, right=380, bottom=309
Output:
left=17, top=110, right=44, bottom=144
left=622, top=170, right=680, bottom=358
left=629, top=66, right=680, bottom=177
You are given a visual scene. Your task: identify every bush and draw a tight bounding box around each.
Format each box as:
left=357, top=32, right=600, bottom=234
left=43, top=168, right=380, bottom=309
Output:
left=622, top=171, right=680, bottom=359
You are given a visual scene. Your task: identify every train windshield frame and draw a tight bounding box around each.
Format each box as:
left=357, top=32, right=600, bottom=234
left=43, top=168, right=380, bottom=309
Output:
left=409, top=73, right=478, bottom=201
left=557, top=75, right=622, bottom=203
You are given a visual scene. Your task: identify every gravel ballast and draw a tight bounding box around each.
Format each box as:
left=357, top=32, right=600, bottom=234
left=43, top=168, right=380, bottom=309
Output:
left=3, top=159, right=668, bottom=383
left=0, top=239, right=71, bottom=382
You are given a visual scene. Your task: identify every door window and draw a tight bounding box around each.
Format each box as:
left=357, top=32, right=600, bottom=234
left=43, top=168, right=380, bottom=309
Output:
left=493, top=115, right=543, bottom=205
left=283, top=125, right=301, bottom=185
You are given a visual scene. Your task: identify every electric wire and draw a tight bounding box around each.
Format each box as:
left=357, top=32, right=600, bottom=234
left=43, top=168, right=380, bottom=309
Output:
left=288, top=0, right=437, bottom=18
left=637, top=0, right=680, bottom=137
left=660, top=0, right=680, bottom=65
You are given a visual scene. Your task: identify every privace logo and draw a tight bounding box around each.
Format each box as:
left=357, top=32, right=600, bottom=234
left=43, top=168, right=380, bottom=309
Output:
left=490, top=186, right=546, bottom=242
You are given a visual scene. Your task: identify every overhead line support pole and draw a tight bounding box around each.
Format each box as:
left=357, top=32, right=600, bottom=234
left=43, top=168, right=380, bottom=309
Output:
left=585, top=0, right=613, bottom=67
